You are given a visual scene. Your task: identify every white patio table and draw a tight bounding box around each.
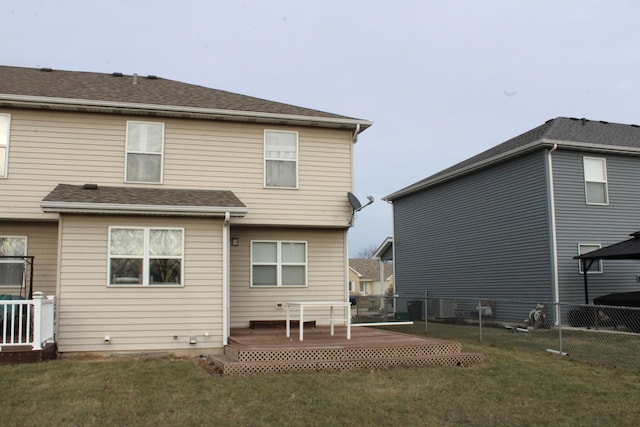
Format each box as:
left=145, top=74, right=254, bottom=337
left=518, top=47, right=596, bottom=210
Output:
left=285, top=301, right=351, bottom=341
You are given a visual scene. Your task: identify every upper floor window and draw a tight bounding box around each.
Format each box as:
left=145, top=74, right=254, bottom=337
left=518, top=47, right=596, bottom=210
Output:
left=264, top=130, right=298, bottom=188
left=583, top=157, right=608, bottom=205
left=0, top=236, right=27, bottom=287
left=251, top=241, right=307, bottom=287
left=109, top=227, right=183, bottom=286
left=0, top=114, right=10, bottom=178
left=578, top=243, right=602, bottom=274
left=126, top=121, right=164, bottom=183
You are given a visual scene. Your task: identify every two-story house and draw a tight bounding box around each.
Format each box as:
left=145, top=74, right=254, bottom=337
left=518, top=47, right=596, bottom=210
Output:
left=385, top=117, right=640, bottom=322
left=0, top=65, right=371, bottom=356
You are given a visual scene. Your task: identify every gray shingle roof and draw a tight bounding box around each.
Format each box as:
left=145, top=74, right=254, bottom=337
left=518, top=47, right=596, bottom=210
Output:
left=41, top=184, right=247, bottom=216
left=0, top=65, right=371, bottom=130
left=349, top=258, right=393, bottom=281
left=387, top=117, right=640, bottom=200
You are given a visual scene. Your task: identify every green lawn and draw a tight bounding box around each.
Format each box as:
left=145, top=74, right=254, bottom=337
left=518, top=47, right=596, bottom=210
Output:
left=1, top=327, right=639, bottom=426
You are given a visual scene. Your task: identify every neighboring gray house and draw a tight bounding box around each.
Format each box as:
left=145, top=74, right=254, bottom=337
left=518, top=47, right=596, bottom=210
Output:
left=385, top=117, right=640, bottom=319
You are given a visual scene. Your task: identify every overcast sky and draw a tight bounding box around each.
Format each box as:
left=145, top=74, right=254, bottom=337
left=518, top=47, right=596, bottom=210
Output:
left=3, top=1, right=640, bottom=256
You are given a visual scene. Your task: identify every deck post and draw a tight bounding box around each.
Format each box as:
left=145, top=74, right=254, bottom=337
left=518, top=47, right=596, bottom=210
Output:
left=32, top=295, right=43, bottom=350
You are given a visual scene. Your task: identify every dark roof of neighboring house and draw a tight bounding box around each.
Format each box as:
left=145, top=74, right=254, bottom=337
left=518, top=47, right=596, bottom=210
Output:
left=386, top=117, right=640, bottom=200
left=41, top=184, right=247, bottom=217
left=349, top=258, right=394, bottom=281
left=0, top=65, right=372, bottom=132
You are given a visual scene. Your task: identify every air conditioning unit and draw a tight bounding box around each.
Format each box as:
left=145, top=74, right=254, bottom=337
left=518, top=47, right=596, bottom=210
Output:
left=434, top=298, right=458, bottom=318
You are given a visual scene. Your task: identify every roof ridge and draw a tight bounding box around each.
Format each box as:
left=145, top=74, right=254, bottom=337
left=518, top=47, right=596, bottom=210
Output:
left=0, top=65, right=372, bottom=130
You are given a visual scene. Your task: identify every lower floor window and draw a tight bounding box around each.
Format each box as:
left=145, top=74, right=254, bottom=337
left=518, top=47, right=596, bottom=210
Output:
left=251, top=240, right=307, bottom=287
left=578, top=243, right=602, bottom=273
left=0, top=236, right=27, bottom=287
left=109, top=227, right=184, bottom=286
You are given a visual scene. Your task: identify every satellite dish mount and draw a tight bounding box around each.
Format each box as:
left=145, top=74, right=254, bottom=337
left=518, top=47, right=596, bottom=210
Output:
left=347, top=192, right=374, bottom=225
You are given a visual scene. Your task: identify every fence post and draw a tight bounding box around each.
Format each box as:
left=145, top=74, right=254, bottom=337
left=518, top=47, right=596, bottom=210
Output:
left=478, top=299, right=483, bottom=342
left=424, top=290, right=428, bottom=332
left=557, top=303, right=563, bottom=355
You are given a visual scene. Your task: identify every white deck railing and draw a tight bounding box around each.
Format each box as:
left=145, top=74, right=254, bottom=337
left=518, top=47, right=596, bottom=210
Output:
left=0, top=295, right=55, bottom=350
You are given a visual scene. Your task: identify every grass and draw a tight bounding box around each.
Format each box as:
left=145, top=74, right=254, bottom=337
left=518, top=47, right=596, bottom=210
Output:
left=1, top=326, right=640, bottom=426
left=387, top=320, right=640, bottom=370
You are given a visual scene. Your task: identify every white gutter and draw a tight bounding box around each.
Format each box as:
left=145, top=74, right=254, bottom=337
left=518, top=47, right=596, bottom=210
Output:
left=222, top=212, right=231, bottom=345
left=40, top=202, right=248, bottom=217
left=0, top=94, right=373, bottom=130
left=384, top=138, right=640, bottom=201
left=546, top=144, right=560, bottom=325
left=385, top=139, right=545, bottom=200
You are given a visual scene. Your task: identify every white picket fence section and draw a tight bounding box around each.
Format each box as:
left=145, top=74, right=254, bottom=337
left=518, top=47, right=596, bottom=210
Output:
left=1, top=295, right=55, bottom=350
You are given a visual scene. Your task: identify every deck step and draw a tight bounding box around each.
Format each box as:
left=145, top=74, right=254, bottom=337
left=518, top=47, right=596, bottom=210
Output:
left=211, top=352, right=484, bottom=376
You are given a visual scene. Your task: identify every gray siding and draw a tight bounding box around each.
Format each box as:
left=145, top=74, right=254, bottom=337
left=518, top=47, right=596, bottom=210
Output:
left=393, top=150, right=553, bottom=305
left=553, top=150, right=640, bottom=303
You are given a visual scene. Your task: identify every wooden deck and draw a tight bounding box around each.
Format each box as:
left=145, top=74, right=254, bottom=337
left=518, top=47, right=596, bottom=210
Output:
left=211, top=326, right=484, bottom=376
left=0, top=342, right=57, bottom=364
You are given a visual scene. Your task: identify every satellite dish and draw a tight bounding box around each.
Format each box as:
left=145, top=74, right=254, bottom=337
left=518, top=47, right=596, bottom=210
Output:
left=347, top=192, right=362, bottom=211
left=347, top=192, right=374, bottom=212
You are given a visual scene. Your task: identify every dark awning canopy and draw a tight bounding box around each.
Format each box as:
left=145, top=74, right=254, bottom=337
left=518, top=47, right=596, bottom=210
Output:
left=574, top=231, right=640, bottom=260
left=573, top=231, right=640, bottom=304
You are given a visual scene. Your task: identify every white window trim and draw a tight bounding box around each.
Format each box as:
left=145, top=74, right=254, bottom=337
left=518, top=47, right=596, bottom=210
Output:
left=0, top=113, right=10, bottom=179
left=578, top=243, right=603, bottom=274
left=583, top=157, right=609, bottom=206
left=108, top=226, right=184, bottom=287
left=359, top=282, right=367, bottom=294
left=348, top=281, right=355, bottom=293
left=0, top=235, right=27, bottom=288
left=125, top=121, right=165, bottom=184
left=250, top=240, right=308, bottom=287
left=264, top=129, right=299, bottom=189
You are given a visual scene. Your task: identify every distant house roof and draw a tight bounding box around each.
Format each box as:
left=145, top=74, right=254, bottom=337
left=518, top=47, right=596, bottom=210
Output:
left=349, top=258, right=394, bottom=281
left=373, top=237, right=393, bottom=261
left=41, top=184, right=247, bottom=217
left=386, top=117, right=640, bottom=200
left=0, top=65, right=372, bottom=132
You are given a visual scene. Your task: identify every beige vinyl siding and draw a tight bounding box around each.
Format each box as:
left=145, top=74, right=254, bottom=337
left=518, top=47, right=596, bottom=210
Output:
left=0, top=109, right=354, bottom=226
left=229, top=227, right=348, bottom=327
left=56, top=215, right=225, bottom=354
left=0, top=221, right=58, bottom=296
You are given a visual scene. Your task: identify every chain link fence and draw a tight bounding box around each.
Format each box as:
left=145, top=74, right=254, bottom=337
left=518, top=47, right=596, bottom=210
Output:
left=351, top=293, right=640, bottom=370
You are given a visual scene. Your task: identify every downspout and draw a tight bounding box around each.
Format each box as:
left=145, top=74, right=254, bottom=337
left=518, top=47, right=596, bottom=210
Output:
left=546, top=144, right=560, bottom=324
left=352, top=123, right=361, bottom=143
left=222, top=212, right=231, bottom=345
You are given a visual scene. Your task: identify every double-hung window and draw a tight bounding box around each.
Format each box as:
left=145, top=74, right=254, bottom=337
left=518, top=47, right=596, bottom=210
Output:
left=578, top=243, right=603, bottom=274
left=251, top=241, right=307, bottom=287
left=0, top=114, right=10, bottom=178
left=109, top=227, right=183, bottom=286
left=264, top=130, right=298, bottom=188
left=0, top=236, right=27, bottom=287
left=126, top=121, right=164, bottom=183
left=583, top=157, right=608, bottom=205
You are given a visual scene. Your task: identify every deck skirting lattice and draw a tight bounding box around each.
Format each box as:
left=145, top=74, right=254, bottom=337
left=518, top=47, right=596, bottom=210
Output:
left=212, top=327, right=483, bottom=376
